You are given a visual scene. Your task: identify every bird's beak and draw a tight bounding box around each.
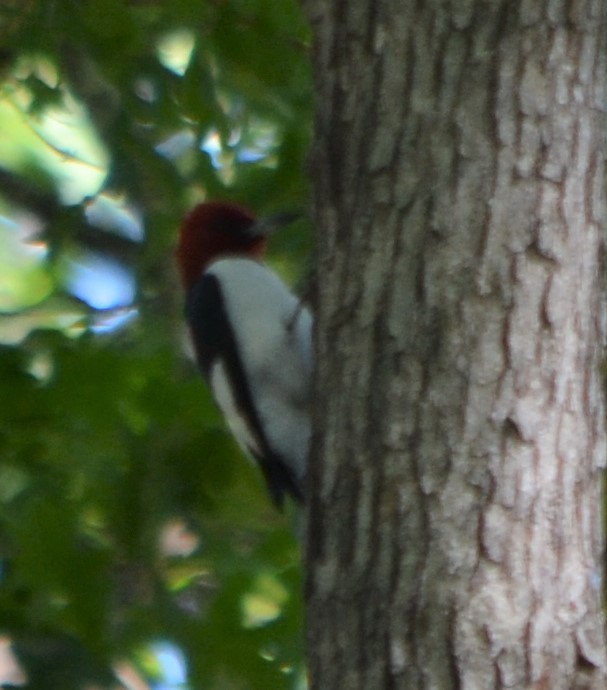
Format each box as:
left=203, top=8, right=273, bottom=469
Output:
left=246, top=211, right=301, bottom=238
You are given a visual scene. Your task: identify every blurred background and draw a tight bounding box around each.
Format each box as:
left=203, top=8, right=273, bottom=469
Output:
left=0, top=1, right=312, bottom=687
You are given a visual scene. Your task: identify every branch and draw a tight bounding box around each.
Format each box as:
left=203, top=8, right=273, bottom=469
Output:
left=0, top=167, right=140, bottom=263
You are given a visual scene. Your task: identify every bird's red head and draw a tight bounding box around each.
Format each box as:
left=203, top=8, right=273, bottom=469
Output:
left=176, top=201, right=266, bottom=290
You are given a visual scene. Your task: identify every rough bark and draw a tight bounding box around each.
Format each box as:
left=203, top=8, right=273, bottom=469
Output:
left=303, top=1, right=607, bottom=688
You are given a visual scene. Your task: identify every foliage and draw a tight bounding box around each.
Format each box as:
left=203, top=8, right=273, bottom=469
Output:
left=0, top=0, right=312, bottom=687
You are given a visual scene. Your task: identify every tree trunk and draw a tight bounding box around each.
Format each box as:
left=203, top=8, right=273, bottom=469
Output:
left=303, top=1, right=607, bottom=688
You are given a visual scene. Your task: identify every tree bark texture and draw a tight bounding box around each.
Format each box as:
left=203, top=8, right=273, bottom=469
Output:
left=303, top=1, right=607, bottom=688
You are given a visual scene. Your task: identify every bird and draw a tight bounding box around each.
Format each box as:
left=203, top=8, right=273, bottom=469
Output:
left=176, top=201, right=312, bottom=507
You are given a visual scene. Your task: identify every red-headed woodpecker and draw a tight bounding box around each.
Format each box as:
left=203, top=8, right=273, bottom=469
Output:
left=176, top=201, right=312, bottom=507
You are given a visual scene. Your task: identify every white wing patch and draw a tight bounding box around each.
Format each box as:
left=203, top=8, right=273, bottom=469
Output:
left=207, top=258, right=313, bottom=482
left=210, top=359, right=261, bottom=458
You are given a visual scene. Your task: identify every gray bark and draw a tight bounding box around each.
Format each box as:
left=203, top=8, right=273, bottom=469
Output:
left=303, top=1, right=607, bottom=688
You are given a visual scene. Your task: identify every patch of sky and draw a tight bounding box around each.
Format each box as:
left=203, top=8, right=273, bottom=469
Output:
left=85, top=194, right=144, bottom=242
left=155, top=130, right=196, bottom=161
left=67, top=253, right=135, bottom=310
left=90, top=307, right=138, bottom=335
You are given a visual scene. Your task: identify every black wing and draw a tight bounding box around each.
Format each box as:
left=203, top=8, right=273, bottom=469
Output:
left=186, top=273, right=303, bottom=507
